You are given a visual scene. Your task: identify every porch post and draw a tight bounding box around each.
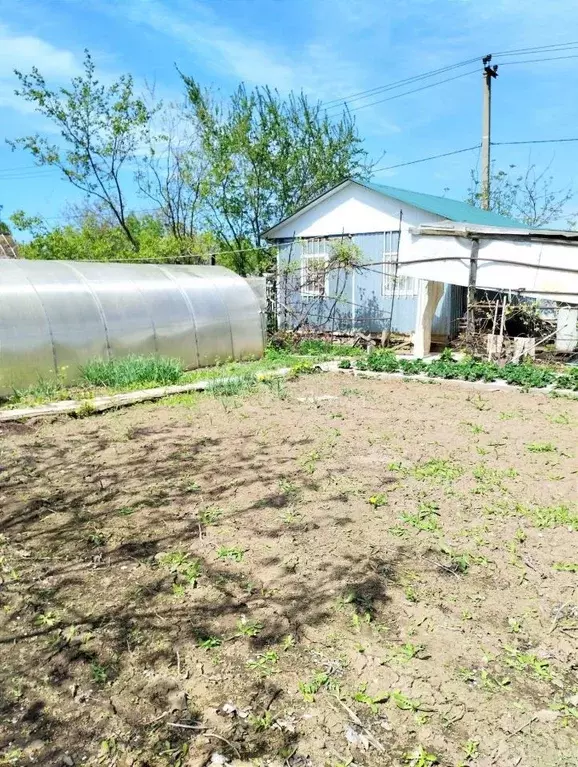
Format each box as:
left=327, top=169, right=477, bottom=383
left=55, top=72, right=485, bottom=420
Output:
left=413, top=280, right=444, bottom=357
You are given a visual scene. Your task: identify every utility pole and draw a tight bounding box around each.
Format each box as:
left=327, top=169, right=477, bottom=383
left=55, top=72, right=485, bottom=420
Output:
left=481, top=54, right=498, bottom=210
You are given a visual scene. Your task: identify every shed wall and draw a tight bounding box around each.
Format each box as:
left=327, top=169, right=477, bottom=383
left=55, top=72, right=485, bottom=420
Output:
left=276, top=234, right=463, bottom=337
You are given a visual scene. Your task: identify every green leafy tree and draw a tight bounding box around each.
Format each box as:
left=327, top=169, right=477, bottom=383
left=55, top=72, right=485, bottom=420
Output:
left=182, top=77, right=373, bottom=274
left=467, top=163, right=573, bottom=227
left=10, top=207, right=218, bottom=263
left=9, top=50, right=155, bottom=250
left=0, top=205, right=10, bottom=234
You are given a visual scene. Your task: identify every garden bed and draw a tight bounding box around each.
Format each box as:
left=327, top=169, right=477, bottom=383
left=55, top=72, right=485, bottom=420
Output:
left=1, top=373, right=577, bottom=766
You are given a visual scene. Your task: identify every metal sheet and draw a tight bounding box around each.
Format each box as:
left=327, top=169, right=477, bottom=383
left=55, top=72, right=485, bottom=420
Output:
left=0, top=261, right=55, bottom=392
left=22, top=261, right=109, bottom=384
left=0, top=260, right=264, bottom=396
left=188, top=265, right=265, bottom=359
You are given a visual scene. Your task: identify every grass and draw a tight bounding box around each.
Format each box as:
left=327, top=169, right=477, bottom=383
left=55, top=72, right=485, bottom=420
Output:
left=1, top=345, right=331, bottom=408
left=217, top=545, right=244, bottom=562
left=412, top=459, right=463, bottom=482
left=526, top=441, right=557, bottom=453
left=553, top=562, right=578, bottom=572
left=486, top=501, right=578, bottom=530
left=206, top=373, right=258, bottom=397
left=503, top=646, right=551, bottom=680
left=81, top=355, right=183, bottom=387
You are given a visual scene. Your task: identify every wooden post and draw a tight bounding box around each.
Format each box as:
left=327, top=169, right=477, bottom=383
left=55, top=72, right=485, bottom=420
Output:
left=466, top=239, right=479, bottom=344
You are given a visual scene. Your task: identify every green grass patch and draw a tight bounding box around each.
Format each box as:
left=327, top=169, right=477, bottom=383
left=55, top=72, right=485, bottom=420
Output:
left=81, top=355, right=183, bottom=387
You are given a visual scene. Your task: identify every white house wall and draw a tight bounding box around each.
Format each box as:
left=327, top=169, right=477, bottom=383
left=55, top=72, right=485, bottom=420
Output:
left=268, top=184, right=443, bottom=239
left=398, top=232, right=578, bottom=304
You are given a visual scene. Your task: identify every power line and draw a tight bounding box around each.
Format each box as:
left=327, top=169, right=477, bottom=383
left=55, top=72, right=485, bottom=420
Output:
left=322, top=57, right=479, bottom=110
left=372, top=146, right=481, bottom=173
left=344, top=69, right=479, bottom=114
left=492, top=137, right=578, bottom=146
left=493, top=41, right=578, bottom=56
left=499, top=53, right=578, bottom=66
left=324, top=39, right=578, bottom=112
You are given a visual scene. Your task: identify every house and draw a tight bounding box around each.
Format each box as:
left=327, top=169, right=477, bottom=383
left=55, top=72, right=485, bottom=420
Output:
left=264, top=179, right=525, bottom=344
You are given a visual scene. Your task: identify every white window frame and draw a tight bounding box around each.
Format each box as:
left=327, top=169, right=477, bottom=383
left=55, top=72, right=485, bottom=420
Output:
left=382, top=230, right=416, bottom=297
left=300, top=238, right=330, bottom=297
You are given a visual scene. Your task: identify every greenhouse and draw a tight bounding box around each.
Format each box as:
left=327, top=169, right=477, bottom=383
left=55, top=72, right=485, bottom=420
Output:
left=0, top=260, right=265, bottom=395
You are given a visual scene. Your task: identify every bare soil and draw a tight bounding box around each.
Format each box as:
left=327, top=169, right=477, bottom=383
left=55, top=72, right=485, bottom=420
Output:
left=1, top=373, right=578, bottom=767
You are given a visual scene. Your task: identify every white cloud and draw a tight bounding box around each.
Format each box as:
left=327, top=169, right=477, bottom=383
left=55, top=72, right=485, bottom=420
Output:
left=0, top=24, right=81, bottom=113
left=106, top=0, right=377, bottom=106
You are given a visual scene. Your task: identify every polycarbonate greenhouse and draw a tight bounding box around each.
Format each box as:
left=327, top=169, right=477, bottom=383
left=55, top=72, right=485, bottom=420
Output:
left=0, top=260, right=265, bottom=395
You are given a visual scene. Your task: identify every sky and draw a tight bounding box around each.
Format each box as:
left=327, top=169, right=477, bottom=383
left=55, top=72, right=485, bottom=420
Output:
left=0, top=0, right=577, bottom=231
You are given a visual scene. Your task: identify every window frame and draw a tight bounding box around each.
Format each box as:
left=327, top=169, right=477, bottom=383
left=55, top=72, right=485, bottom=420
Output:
left=381, top=230, right=416, bottom=297
left=300, top=238, right=331, bottom=298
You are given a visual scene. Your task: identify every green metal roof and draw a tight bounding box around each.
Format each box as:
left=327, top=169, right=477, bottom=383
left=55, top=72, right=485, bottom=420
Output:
left=360, top=181, right=530, bottom=228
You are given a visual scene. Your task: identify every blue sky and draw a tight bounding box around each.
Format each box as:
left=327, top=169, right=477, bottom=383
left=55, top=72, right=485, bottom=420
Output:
left=1, top=0, right=577, bottom=229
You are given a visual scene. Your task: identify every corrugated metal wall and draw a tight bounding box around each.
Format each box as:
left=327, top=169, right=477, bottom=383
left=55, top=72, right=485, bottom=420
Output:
left=0, top=261, right=265, bottom=395
left=276, top=233, right=464, bottom=337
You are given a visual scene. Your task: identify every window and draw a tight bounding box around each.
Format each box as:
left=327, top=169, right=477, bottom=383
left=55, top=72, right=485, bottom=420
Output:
left=300, top=238, right=330, bottom=297
left=382, top=230, right=416, bottom=297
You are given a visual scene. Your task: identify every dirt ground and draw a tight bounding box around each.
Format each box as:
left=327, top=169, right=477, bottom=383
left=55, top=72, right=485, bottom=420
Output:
left=1, top=372, right=578, bottom=767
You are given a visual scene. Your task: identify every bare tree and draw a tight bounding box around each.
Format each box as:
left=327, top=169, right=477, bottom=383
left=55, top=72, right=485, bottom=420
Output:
left=467, top=161, right=573, bottom=227
left=135, top=100, right=209, bottom=244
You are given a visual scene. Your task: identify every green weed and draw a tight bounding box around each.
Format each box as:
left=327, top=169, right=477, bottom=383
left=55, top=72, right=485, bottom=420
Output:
left=526, top=441, right=557, bottom=453
left=249, top=711, right=275, bottom=731
left=247, top=650, right=279, bottom=676
left=199, top=506, right=222, bottom=525
left=117, top=506, right=136, bottom=516
left=352, top=683, right=389, bottom=713
left=35, top=611, right=58, bottom=628
left=157, top=551, right=201, bottom=586
left=458, top=667, right=511, bottom=691
left=390, top=690, right=424, bottom=712
left=508, top=618, right=523, bottom=634
left=197, top=636, right=222, bottom=650
left=404, top=585, right=419, bottom=603
left=1, top=748, right=24, bottom=765
left=441, top=548, right=470, bottom=574
left=298, top=672, right=331, bottom=702
left=235, top=616, right=263, bottom=638
left=403, top=745, right=438, bottom=767
left=463, top=422, right=487, bottom=434
left=412, top=459, right=463, bottom=482
left=553, top=562, right=578, bottom=572
left=87, top=529, right=107, bottom=548
left=503, top=646, right=551, bottom=679
left=206, top=373, right=258, bottom=397
left=547, top=412, right=571, bottom=425
left=461, top=739, right=480, bottom=761
left=90, top=661, right=108, bottom=685
left=217, top=546, right=244, bottom=562
left=397, top=642, right=429, bottom=661
left=400, top=502, right=440, bottom=533
left=81, top=355, right=183, bottom=387
left=487, top=501, right=578, bottom=530
left=368, top=493, right=388, bottom=508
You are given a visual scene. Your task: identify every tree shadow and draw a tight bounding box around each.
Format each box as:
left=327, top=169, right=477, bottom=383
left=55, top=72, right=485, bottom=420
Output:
left=0, top=402, right=407, bottom=764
